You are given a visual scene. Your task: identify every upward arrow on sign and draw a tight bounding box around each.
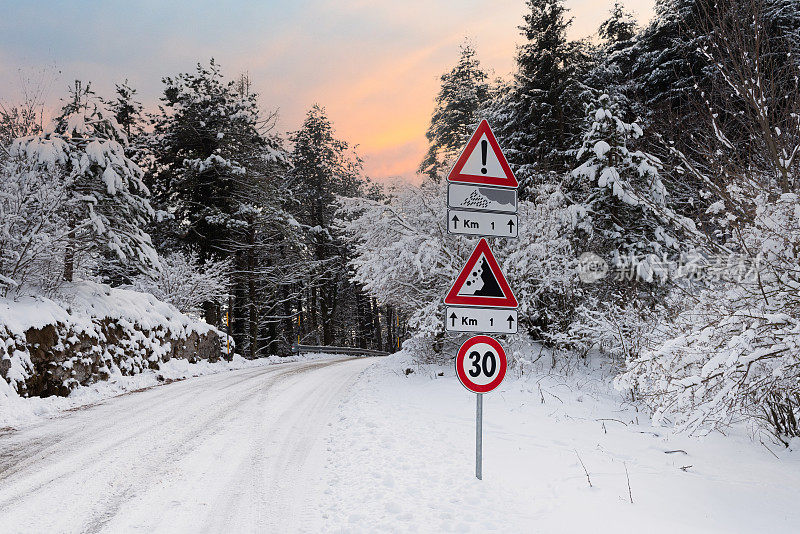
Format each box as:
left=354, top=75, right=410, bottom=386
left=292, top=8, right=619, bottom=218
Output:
left=447, top=120, right=518, bottom=188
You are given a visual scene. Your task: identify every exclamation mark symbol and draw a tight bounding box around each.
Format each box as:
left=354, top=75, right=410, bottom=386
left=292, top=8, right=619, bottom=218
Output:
left=480, top=139, right=488, bottom=174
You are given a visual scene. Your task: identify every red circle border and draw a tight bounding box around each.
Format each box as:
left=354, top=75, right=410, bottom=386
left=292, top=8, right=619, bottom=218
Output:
left=455, top=335, right=507, bottom=394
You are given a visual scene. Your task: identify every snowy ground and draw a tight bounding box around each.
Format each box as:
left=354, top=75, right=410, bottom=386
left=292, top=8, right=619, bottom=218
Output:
left=0, top=357, right=376, bottom=533
left=309, top=352, right=800, bottom=533
left=2, top=352, right=798, bottom=533
left=0, top=352, right=336, bottom=429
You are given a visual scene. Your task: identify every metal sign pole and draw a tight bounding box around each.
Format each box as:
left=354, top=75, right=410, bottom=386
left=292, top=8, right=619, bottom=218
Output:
left=476, top=393, right=483, bottom=480
left=448, top=121, right=516, bottom=482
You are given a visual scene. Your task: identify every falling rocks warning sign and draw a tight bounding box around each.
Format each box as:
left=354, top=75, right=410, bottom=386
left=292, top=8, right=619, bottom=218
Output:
left=444, top=238, right=517, bottom=308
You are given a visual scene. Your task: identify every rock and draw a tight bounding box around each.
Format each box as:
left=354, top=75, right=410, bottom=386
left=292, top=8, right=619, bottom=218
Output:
left=7, top=321, right=222, bottom=398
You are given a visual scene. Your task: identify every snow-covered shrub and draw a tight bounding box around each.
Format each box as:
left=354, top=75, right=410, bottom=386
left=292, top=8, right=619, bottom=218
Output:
left=566, top=299, right=661, bottom=365
left=339, top=178, right=580, bottom=363
left=129, top=251, right=230, bottom=315
left=0, top=155, right=69, bottom=297
left=11, top=82, right=159, bottom=282
left=609, top=1, right=800, bottom=442
left=338, top=179, right=456, bottom=363
left=504, top=183, right=581, bottom=344
left=617, top=194, right=800, bottom=441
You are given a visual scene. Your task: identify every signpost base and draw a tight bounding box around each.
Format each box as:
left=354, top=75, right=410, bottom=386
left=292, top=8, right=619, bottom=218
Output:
left=476, top=393, right=483, bottom=480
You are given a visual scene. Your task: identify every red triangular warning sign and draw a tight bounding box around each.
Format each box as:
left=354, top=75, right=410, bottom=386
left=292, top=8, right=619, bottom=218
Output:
left=447, top=120, right=518, bottom=188
left=445, top=238, right=518, bottom=308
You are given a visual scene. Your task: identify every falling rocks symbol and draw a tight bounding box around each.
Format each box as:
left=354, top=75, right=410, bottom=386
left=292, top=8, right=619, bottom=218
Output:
left=462, top=258, right=503, bottom=298
left=444, top=238, right=518, bottom=308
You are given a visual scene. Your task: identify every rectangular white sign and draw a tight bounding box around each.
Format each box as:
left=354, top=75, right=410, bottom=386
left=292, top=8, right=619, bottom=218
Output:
left=448, top=183, right=517, bottom=214
left=447, top=209, right=518, bottom=238
left=445, top=306, right=518, bottom=334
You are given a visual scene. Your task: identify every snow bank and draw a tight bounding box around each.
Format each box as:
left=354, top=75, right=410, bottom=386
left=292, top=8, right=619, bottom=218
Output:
left=309, top=350, right=800, bottom=532
left=0, top=350, right=341, bottom=430
left=0, top=281, right=222, bottom=399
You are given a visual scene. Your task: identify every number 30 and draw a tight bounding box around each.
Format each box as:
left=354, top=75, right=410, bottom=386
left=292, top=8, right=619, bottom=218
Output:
left=468, top=350, right=497, bottom=378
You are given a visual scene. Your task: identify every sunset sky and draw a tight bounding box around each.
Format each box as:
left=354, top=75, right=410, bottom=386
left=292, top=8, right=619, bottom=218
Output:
left=0, top=0, right=655, bottom=183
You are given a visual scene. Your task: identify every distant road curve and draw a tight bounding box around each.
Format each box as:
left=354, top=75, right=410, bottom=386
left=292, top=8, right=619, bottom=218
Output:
left=0, top=357, right=376, bottom=533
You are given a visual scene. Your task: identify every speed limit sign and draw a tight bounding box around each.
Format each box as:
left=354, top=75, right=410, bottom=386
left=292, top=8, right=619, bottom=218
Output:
left=455, top=335, right=507, bottom=394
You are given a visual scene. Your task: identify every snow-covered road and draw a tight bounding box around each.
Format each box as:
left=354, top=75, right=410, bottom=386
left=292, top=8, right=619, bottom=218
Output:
left=0, top=357, right=376, bottom=533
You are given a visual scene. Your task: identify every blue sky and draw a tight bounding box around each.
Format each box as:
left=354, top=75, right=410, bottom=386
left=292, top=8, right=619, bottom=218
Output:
left=0, top=0, right=655, bottom=181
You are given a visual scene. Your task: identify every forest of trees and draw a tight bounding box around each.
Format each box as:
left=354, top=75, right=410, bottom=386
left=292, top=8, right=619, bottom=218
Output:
left=344, top=0, right=800, bottom=442
left=0, top=61, right=404, bottom=358
left=1, top=0, right=799, bottom=441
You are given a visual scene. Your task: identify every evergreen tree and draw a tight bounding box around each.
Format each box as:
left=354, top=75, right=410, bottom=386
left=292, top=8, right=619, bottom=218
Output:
left=12, top=81, right=158, bottom=281
left=106, top=80, right=143, bottom=141
left=598, top=2, right=637, bottom=46
left=586, top=3, right=639, bottom=97
left=620, top=0, right=712, bottom=123
left=562, top=92, right=690, bottom=345
left=287, top=105, right=365, bottom=345
left=487, top=0, right=592, bottom=198
left=150, top=61, right=300, bottom=355
left=150, top=60, right=261, bottom=263
left=603, top=0, right=800, bottom=220
left=570, top=93, right=672, bottom=261
left=419, top=41, right=489, bottom=180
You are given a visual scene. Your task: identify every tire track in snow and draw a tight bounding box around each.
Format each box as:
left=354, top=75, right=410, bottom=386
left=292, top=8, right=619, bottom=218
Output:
left=0, top=358, right=376, bottom=533
left=0, top=365, right=273, bottom=481
left=0, top=365, right=288, bottom=497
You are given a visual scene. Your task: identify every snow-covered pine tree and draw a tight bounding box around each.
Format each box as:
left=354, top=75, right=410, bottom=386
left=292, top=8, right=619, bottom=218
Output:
left=106, top=80, right=143, bottom=142
left=11, top=81, right=159, bottom=282
left=588, top=2, right=639, bottom=91
left=287, top=105, right=367, bottom=346
left=583, top=1, right=714, bottom=235
left=150, top=62, right=302, bottom=355
left=94, top=80, right=150, bottom=285
left=563, top=92, right=691, bottom=360
left=569, top=92, right=681, bottom=272
left=601, top=0, right=798, bottom=227
left=419, top=41, right=489, bottom=181
left=598, top=2, right=637, bottom=46
left=486, top=0, right=592, bottom=198
left=618, top=0, right=712, bottom=124
left=150, top=60, right=260, bottom=265
left=629, top=0, right=799, bottom=128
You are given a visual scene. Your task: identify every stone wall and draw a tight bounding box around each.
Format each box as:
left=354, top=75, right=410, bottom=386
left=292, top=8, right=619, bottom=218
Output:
left=0, top=282, right=225, bottom=398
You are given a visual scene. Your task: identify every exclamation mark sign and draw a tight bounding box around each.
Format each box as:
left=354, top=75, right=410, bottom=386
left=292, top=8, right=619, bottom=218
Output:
left=480, top=139, right=488, bottom=174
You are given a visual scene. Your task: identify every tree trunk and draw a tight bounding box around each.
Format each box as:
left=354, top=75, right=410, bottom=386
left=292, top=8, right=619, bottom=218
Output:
left=295, top=287, right=304, bottom=344
left=232, top=251, right=247, bottom=356
left=309, top=286, right=319, bottom=344
left=385, top=305, right=395, bottom=353
left=371, top=298, right=383, bottom=351
left=63, top=221, right=76, bottom=282
left=282, top=284, right=295, bottom=354
left=246, top=227, right=258, bottom=359
left=320, top=284, right=332, bottom=346
left=203, top=300, right=220, bottom=327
